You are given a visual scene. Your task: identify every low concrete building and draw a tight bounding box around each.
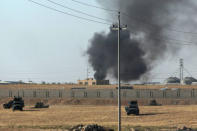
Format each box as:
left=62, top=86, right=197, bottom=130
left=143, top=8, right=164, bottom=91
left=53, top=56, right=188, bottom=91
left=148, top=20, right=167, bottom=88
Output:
left=184, top=77, right=197, bottom=85
left=164, top=77, right=180, bottom=85
left=0, top=81, right=9, bottom=85
left=78, top=78, right=109, bottom=86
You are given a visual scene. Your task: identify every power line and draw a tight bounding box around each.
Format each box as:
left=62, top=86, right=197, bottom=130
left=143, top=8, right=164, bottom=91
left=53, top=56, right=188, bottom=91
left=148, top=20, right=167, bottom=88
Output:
left=127, top=23, right=194, bottom=46
left=67, top=0, right=197, bottom=35
left=28, top=0, right=111, bottom=25
left=124, top=17, right=196, bottom=45
left=153, top=37, right=193, bottom=46
left=122, top=12, right=197, bottom=35
left=183, top=67, right=193, bottom=77
left=129, top=30, right=192, bottom=46
left=66, top=0, right=197, bottom=44
left=68, top=0, right=118, bottom=12
left=29, top=0, right=196, bottom=46
left=46, top=0, right=113, bottom=23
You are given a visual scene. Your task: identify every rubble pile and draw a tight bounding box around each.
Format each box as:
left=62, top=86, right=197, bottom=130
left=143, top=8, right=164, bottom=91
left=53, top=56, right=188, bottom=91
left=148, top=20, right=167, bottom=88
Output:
left=69, top=124, right=114, bottom=131
left=177, top=126, right=193, bottom=131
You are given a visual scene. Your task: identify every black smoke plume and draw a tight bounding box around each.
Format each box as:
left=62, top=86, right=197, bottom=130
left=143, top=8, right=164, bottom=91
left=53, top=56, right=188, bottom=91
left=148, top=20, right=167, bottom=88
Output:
left=87, top=30, right=147, bottom=81
left=87, top=0, right=197, bottom=81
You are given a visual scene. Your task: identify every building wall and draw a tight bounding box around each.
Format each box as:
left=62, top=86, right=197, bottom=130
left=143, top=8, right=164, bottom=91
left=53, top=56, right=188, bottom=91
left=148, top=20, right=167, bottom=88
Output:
left=96, top=80, right=109, bottom=85
left=1, top=88, right=197, bottom=99
left=78, top=78, right=109, bottom=86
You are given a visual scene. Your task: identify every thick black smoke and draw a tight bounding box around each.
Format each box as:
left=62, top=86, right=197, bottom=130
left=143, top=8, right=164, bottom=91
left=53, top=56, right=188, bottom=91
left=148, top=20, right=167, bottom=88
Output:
left=87, top=30, right=147, bottom=81
left=87, top=0, right=197, bottom=81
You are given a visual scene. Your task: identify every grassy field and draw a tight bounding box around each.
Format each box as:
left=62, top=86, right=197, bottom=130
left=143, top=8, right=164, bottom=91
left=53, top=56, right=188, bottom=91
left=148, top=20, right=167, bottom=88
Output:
left=0, top=105, right=197, bottom=130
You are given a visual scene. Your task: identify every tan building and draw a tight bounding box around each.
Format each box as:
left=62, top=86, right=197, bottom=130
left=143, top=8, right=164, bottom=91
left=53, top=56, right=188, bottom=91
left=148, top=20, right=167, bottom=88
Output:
left=78, top=78, right=109, bottom=86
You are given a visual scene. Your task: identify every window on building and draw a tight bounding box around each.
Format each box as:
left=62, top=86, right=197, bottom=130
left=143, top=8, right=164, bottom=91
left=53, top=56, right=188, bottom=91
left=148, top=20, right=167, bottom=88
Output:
left=85, top=82, right=88, bottom=85
left=92, top=82, right=96, bottom=85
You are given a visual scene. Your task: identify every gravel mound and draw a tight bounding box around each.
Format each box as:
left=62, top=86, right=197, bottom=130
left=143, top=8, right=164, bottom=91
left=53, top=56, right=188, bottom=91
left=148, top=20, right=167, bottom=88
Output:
left=177, top=126, right=194, bottom=131
left=69, top=124, right=114, bottom=131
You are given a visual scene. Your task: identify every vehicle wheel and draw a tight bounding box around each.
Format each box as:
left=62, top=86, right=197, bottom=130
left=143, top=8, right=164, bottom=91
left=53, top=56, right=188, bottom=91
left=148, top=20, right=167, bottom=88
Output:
left=127, top=112, right=130, bottom=115
left=20, top=108, right=23, bottom=111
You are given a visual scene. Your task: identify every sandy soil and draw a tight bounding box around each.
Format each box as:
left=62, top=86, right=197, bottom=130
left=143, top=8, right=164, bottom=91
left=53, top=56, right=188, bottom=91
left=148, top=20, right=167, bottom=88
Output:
left=0, top=105, right=197, bottom=130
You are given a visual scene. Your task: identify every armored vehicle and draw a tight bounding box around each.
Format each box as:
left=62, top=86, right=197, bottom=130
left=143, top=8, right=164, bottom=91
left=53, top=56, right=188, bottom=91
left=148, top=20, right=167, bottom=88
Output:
left=34, top=102, right=49, bottom=108
left=125, top=100, right=139, bottom=115
left=149, top=99, right=161, bottom=106
left=116, top=86, right=133, bottom=90
left=3, top=100, right=13, bottom=109
left=12, top=97, right=24, bottom=111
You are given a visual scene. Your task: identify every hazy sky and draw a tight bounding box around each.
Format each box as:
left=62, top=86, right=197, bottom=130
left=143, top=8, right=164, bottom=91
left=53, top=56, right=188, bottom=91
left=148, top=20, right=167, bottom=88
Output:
left=0, top=0, right=109, bottom=83
left=0, top=0, right=197, bottom=83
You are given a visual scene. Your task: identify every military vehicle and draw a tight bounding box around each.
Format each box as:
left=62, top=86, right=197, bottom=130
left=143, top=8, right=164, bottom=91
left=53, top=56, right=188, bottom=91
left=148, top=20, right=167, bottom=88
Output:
left=3, top=100, right=13, bottom=109
left=3, top=97, right=24, bottom=111
left=125, top=100, right=139, bottom=115
left=116, top=86, right=133, bottom=90
left=12, top=97, right=24, bottom=111
left=34, top=102, right=49, bottom=108
left=149, top=99, right=161, bottom=106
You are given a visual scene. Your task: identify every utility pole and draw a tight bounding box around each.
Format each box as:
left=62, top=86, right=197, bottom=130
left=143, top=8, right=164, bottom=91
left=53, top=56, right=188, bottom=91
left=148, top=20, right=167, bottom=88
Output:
left=87, top=66, right=89, bottom=80
left=180, top=58, right=184, bottom=85
left=111, top=12, right=127, bottom=131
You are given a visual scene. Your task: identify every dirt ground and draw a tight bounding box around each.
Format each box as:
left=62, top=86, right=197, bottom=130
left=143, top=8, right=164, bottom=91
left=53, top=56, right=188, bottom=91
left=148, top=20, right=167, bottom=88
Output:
left=0, top=105, right=197, bottom=130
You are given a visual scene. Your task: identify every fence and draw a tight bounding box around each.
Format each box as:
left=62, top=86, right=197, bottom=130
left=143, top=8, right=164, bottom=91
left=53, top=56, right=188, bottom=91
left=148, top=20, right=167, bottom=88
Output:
left=0, top=88, right=197, bottom=99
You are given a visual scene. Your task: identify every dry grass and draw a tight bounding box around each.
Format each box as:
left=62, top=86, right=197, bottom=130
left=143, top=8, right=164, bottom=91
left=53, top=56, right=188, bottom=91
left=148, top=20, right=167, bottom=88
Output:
left=0, top=105, right=197, bottom=130
left=1, top=84, right=197, bottom=90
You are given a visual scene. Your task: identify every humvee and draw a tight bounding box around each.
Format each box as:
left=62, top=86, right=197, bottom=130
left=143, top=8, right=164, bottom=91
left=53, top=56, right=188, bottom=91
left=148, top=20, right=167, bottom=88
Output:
left=149, top=99, right=161, bottom=106
left=12, top=97, right=24, bottom=111
left=34, top=102, right=49, bottom=108
left=125, top=100, right=139, bottom=115
left=3, top=100, right=13, bottom=109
